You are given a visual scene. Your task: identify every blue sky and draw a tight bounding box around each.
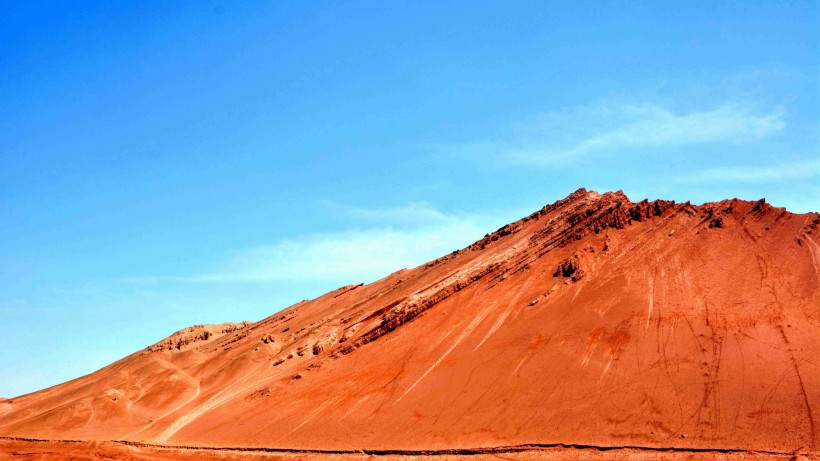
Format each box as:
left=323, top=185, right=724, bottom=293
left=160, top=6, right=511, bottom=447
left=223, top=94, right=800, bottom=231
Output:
left=0, top=1, right=817, bottom=397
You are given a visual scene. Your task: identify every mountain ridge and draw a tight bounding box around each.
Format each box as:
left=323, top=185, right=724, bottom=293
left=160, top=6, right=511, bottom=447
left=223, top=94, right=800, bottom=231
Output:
left=1, top=188, right=818, bottom=457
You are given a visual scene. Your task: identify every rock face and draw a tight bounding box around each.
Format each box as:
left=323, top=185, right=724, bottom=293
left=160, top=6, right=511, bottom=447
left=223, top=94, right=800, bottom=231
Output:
left=553, top=254, right=584, bottom=280
left=0, top=189, right=818, bottom=456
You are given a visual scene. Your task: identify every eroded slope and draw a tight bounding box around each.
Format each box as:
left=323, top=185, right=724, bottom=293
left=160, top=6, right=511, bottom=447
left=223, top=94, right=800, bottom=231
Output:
left=1, top=189, right=818, bottom=455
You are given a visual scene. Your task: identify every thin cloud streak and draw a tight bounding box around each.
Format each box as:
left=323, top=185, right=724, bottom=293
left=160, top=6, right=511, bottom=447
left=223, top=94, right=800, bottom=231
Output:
left=677, top=159, right=820, bottom=183
left=341, top=202, right=450, bottom=225
left=183, top=225, right=483, bottom=283
left=428, top=101, right=786, bottom=167
left=135, top=204, right=515, bottom=285
left=508, top=103, right=786, bottom=166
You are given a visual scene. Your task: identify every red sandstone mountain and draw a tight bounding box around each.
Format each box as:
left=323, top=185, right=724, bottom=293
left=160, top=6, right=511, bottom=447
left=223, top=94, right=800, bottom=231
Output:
left=2, top=189, right=818, bottom=460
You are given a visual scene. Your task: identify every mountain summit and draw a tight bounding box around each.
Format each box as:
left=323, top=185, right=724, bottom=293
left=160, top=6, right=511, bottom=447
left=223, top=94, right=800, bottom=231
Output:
left=2, top=189, right=818, bottom=458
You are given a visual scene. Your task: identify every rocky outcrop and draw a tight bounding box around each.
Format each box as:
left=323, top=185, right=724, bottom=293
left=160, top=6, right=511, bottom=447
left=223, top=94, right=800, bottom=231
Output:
left=145, top=322, right=250, bottom=353
left=524, top=192, right=677, bottom=261
left=554, top=255, right=583, bottom=281
left=469, top=223, right=522, bottom=251
left=311, top=328, right=339, bottom=355
left=260, top=334, right=275, bottom=344
left=340, top=262, right=502, bottom=355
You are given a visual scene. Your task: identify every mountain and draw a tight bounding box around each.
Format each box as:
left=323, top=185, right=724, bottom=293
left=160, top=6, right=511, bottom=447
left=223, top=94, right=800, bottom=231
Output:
left=1, top=188, right=818, bottom=460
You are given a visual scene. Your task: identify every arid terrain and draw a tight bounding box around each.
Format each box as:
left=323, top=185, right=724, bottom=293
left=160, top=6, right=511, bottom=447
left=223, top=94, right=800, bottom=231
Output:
left=2, top=189, right=818, bottom=460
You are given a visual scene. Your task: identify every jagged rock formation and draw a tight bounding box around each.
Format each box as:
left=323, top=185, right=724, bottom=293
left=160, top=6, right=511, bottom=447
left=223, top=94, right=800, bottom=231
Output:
left=1, top=189, right=818, bottom=459
left=144, top=322, right=251, bottom=353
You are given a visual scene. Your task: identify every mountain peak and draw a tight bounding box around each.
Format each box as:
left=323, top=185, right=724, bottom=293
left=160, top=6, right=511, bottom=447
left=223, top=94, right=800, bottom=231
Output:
left=1, top=191, right=817, bottom=456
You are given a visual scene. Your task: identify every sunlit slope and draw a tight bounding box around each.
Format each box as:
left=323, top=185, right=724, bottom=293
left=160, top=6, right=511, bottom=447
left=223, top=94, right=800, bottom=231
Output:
left=2, top=189, right=818, bottom=454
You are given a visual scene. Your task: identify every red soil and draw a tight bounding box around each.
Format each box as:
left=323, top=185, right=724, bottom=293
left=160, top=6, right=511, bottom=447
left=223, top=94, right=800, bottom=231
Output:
left=1, top=189, right=818, bottom=460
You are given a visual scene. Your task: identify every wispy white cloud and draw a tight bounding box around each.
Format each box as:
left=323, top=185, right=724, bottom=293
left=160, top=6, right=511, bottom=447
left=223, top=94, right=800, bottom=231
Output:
left=430, top=101, right=786, bottom=167
left=340, top=201, right=450, bottom=225
left=678, top=159, right=820, bottom=183
left=507, top=102, right=786, bottom=166
left=137, top=203, right=517, bottom=284
left=181, top=225, right=480, bottom=283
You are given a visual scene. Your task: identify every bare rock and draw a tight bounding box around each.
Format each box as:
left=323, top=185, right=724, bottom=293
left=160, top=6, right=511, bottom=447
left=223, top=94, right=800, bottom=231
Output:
left=554, top=255, right=584, bottom=281
left=260, top=334, right=275, bottom=344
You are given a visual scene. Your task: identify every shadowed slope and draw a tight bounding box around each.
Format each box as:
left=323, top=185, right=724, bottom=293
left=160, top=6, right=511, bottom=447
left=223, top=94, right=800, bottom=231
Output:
left=1, top=189, right=818, bottom=456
